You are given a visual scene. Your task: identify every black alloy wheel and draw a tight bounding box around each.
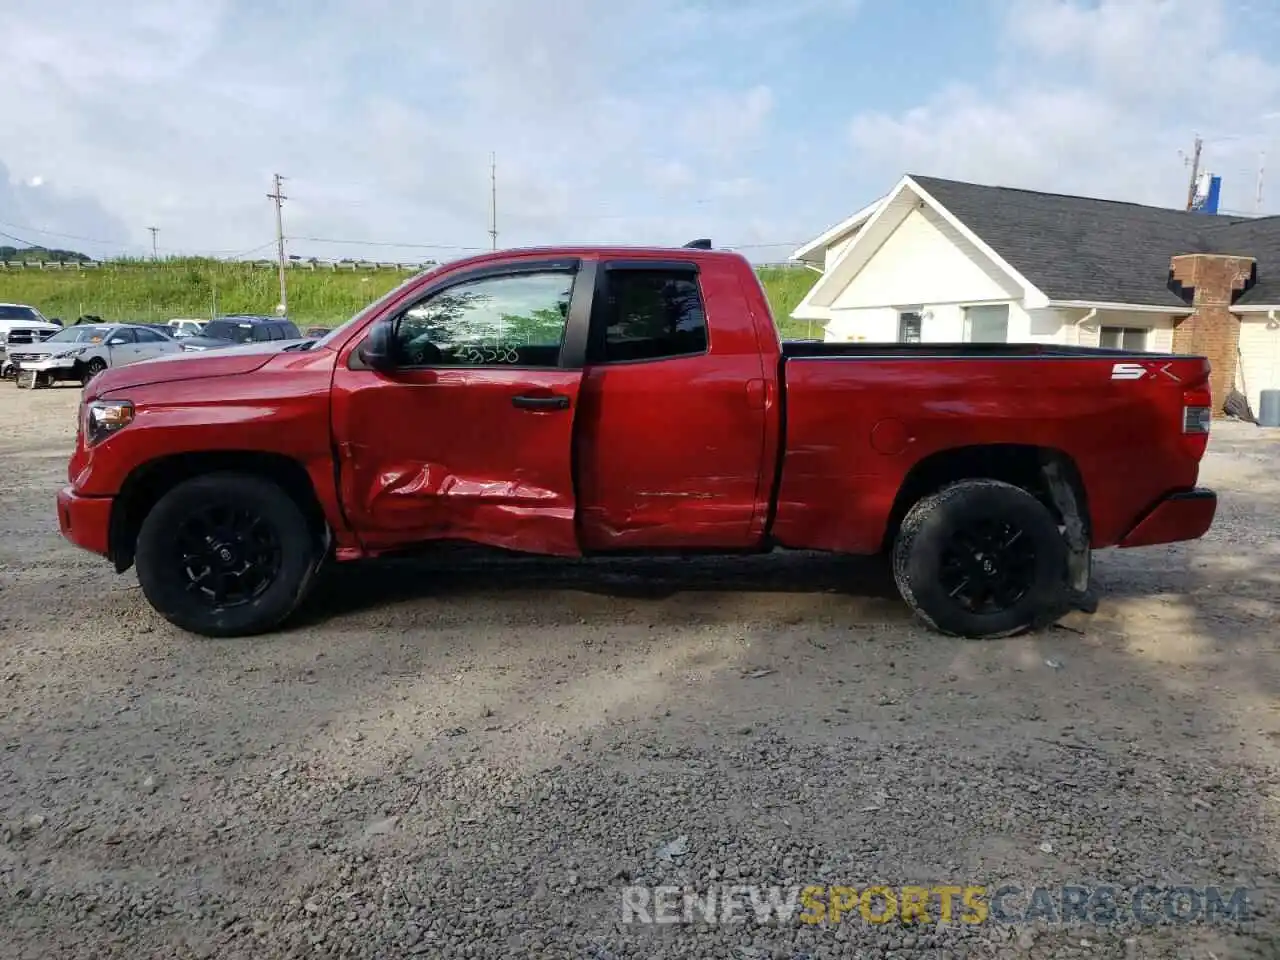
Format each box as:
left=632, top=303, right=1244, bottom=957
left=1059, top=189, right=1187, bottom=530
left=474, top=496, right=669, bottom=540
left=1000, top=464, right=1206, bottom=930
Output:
left=937, top=517, right=1038, bottom=615
left=175, top=503, right=284, bottom=609
left=893, top=479, right=1069, bottom=639
left=135, top=472, right=322, bottom=637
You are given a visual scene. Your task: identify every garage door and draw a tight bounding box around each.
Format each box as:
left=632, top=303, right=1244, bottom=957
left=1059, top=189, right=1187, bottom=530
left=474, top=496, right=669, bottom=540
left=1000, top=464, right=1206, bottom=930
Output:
left=1237, top=316, right=1280, bottom=414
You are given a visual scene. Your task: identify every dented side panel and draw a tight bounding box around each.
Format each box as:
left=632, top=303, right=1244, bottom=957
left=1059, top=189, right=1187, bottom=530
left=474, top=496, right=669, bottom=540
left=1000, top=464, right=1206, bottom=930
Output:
left=331, top=367, right=584, bottom=556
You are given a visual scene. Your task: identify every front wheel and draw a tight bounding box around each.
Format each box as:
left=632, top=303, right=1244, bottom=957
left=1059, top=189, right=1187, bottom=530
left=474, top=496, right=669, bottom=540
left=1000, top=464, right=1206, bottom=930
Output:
left=892, top=479, right=1069, bottom=639
left=135, top=472, right=321, bottom=637
left=81, top=357, right=107, bottom=385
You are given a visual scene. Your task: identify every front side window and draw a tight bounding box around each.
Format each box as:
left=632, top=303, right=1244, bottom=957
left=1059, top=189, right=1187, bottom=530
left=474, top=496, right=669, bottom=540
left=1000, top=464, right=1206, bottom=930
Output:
left=393, top=271, right=573, bottom=367
left=108, top=328, right=137, bottom=344
left=592, top=268, right=708, bottom=363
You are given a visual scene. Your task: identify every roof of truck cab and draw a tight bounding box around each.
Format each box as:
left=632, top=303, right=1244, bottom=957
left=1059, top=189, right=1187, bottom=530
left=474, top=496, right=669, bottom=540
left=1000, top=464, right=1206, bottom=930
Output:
left=441, top=245, right=749, bottom=268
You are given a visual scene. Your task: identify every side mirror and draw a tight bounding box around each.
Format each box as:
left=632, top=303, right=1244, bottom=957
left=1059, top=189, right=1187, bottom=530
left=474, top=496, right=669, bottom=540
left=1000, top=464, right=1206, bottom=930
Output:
left=358, top=318, right=395, bottom=372
left=108, top=337, right=127, bottom=345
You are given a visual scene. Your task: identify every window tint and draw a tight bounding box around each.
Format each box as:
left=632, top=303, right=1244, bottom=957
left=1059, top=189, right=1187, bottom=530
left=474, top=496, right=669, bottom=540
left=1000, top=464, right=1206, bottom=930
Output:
left=108, top=328, right=137, bottom=343
left=282, top=322, right=300, bottom=339
left=393, top=271, right=573, bottom=367
left=251, top=324, right=274, bottom=342
left=593, top=268, right=708, bottom=363
left=135, top=328, right=164, bottom=342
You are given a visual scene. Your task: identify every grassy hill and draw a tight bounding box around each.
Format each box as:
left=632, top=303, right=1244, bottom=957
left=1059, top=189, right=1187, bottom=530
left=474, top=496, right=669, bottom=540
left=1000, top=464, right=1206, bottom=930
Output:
left=0, top=258, right=823, bottom=339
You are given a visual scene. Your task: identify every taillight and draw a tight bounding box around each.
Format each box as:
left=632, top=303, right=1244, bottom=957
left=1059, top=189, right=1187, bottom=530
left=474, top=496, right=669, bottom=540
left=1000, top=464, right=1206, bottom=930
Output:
left=1181, top=373, right=1212, bottom=459
left=1183, top=405, right=1211, bottom=434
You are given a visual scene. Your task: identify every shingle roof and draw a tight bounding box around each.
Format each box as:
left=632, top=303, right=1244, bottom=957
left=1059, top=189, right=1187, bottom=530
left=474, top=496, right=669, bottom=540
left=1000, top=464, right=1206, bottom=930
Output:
left=908, top=175, right=1280, bottom=307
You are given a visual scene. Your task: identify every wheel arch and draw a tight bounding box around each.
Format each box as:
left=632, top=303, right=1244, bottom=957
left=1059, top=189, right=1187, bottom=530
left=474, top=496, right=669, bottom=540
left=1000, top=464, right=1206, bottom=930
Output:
left=109, top=450, right=330, bottom=573
left=881, top=443, right=1089, bottom=552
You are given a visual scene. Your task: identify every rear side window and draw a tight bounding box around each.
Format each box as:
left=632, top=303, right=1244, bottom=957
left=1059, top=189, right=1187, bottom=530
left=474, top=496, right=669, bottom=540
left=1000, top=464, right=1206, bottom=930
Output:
left=252, top=324, right=274, bottom=342
left=282, top=322, right=300, bottom=338
left=592, top=268, right=708, bottom=363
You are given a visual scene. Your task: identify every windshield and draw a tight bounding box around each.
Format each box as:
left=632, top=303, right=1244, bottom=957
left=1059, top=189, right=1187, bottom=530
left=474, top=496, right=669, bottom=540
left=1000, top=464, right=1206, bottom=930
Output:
left=203, top=320, right=256, bottom=343
left=0, top=305, right=42, bottom=322
left=315, top=267, right=440, bottom=349
left=45, top=325, right=111, bottom=343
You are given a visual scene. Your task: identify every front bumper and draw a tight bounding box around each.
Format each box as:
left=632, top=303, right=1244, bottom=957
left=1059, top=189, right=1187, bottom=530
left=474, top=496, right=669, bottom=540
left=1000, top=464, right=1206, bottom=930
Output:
left=56, top=486, right=113, bottom=558
left=16, top=356, right=76, bottom=373
left=1117, top=488, right=1217, bottom=548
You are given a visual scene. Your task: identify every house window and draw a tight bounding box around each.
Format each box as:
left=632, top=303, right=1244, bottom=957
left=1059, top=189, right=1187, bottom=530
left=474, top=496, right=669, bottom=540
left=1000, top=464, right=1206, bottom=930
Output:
left=963, top=304, right=1009, bottom=343
left=1099, top=326, right=1150, bottom=351
left=897, top=309, right=923, bottom=343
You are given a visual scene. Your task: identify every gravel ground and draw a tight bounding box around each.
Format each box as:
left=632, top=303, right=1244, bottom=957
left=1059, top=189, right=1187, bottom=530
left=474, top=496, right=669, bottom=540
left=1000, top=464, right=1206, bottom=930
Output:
left=1, top=385, right=1279, bottom=960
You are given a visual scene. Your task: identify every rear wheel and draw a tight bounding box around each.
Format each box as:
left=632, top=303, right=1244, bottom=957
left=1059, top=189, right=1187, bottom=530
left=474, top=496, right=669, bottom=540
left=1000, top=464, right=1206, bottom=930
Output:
left=892, top=479, right=1069, bottom=639
left=135, top=472, right=321, bottom=637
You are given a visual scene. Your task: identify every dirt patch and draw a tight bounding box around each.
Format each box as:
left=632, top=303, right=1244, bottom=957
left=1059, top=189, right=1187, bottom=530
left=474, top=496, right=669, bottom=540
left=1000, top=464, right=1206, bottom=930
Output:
left=1, top=384, right=1278, bottom=959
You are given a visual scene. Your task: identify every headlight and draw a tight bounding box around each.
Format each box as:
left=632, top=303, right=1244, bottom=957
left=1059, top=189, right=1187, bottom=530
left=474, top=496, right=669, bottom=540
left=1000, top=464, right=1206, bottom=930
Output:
left=53, top=348, right=86, bottom=359
left=84, top=400, right=134, bottom=446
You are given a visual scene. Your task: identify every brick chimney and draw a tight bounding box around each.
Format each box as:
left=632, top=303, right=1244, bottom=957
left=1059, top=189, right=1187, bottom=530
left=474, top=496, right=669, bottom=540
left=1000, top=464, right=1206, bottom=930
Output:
left=1169, top=253, right=1255, bottom=416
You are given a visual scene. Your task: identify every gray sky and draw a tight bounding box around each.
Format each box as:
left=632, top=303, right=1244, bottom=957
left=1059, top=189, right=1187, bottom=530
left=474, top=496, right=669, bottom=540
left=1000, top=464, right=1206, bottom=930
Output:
left=2, top=0, right=1279, bottom=264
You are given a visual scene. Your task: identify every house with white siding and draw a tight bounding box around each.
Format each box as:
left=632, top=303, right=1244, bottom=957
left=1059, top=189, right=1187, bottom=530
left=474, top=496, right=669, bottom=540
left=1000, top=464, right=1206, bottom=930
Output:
left=790, top=175, right=1280, bottom=416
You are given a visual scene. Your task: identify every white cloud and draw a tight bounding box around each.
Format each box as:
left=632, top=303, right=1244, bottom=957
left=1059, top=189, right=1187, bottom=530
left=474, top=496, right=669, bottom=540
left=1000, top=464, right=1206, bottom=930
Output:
left=0, top=0, right=821, bottom=259
left=849, top=0, right=1280, bottom=214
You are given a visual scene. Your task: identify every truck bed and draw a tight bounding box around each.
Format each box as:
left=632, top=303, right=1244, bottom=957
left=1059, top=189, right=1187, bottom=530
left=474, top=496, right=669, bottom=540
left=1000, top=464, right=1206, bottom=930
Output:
left=770, top=344, right=1212, bottom=556
left=780, top=340, right=1183, bottom=360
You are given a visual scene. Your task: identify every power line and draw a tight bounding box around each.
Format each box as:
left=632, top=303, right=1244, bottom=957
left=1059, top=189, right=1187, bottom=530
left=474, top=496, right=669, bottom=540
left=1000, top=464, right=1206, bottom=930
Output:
left=0, top=218, right=141, bottom=250
left=288, top=235, right=488, bottom=251
left=0, top=226, right=40, bottom=247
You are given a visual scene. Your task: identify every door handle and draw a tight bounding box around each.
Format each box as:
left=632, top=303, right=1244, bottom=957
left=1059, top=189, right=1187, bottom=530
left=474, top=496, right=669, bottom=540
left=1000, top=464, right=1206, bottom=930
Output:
left=512, top=393, right=570, bottom=411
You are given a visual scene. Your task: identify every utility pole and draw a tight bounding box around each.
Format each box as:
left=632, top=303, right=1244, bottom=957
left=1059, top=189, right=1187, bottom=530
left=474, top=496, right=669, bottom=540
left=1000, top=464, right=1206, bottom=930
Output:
left=146, top=226, right=159, bottom=260
left=1257, top=151, right=1266, bottom=215
left=267, top=173, right=289, bottom=314
left=488, top=152, right=498, bottom=250
left=1184, top=135, right=1203, bottom=210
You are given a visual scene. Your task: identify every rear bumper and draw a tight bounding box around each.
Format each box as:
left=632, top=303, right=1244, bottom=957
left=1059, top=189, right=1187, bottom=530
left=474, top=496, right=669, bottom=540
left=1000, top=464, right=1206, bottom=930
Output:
left=1117, top=488, right=1217, bottom=548
left=56, top=486, right=113, bottom=558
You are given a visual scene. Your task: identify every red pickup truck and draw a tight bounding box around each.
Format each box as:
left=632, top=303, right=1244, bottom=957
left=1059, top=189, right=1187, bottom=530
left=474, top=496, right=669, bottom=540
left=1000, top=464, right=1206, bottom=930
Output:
left=57, top=243, right=1217, bottom=639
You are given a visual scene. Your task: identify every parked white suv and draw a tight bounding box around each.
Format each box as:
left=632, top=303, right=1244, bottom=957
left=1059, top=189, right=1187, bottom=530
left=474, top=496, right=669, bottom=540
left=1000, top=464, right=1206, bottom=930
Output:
left=0, top=303, right=61, bottom=378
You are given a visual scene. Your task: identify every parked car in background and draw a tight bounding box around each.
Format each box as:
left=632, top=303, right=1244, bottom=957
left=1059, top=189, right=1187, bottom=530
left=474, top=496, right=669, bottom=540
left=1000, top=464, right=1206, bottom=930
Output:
left=9, top=322, right=182, bottom=388
left=0, top=304, right=61, bottom=377
left=304, top=326, right=329, bottom=338
left=178, top=315, right=301, bottom=352
left=165, top=318, right=207, bottom=339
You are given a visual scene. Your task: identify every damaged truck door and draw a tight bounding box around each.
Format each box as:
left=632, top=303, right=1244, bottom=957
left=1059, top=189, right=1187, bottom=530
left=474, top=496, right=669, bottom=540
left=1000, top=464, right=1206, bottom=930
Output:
left=330, top=258, right=593, bottom=557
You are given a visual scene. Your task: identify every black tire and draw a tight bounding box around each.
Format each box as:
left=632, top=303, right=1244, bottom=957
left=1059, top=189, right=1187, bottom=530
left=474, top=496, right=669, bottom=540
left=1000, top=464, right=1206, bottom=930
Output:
left=892, top=479, right=1069, bottom=639
left=82, top=357, right=107, bottom=385
left=135, top=472, right=321, bottom=637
